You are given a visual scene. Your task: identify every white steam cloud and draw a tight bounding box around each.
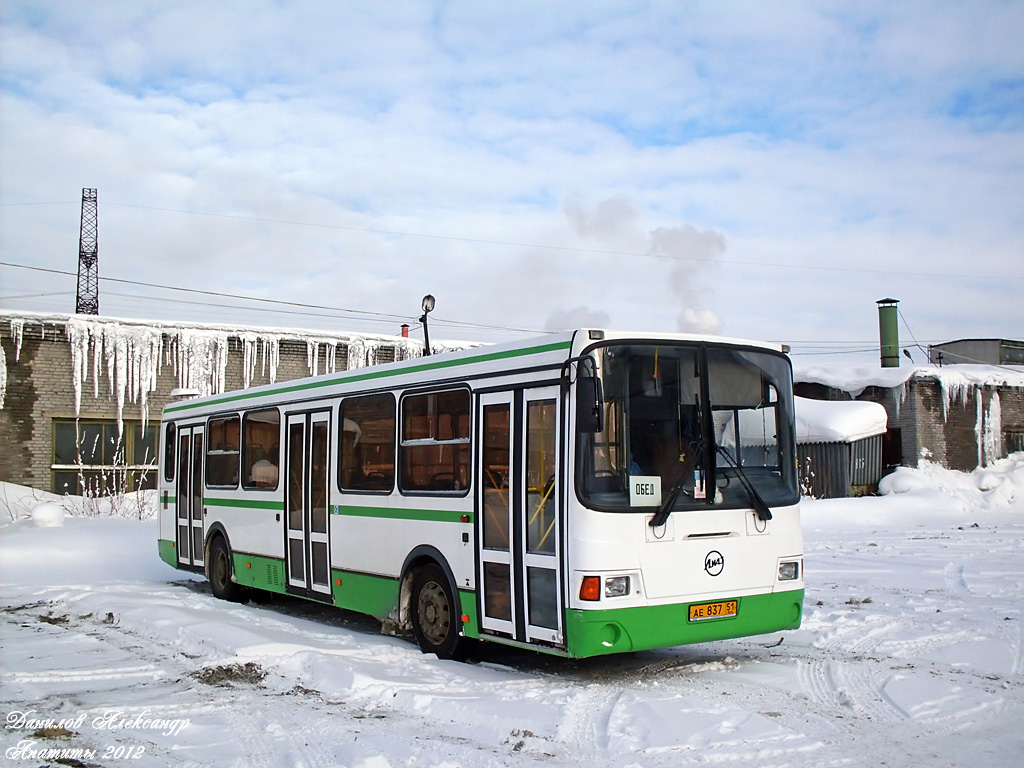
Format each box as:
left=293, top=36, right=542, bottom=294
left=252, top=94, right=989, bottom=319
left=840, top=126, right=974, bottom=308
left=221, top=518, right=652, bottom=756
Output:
left=545, top=306, right=612, bottom=331
left=647, top=224, right=726, bottom=335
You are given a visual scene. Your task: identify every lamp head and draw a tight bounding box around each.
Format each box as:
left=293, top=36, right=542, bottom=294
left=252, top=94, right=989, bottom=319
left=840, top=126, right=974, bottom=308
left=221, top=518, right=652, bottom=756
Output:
left=421, top=294, right=435, bottom=314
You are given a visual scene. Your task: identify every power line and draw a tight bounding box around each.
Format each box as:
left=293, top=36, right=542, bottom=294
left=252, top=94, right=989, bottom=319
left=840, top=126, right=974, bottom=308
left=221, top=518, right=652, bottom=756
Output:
left=3, top=198, right=1019, bottom=280
left=86, top=201, right=1024, bottom=281
left=0, top=260, right=546, bottom=335
left=787, top=347, right=879, bottom=356
left=0, top=291, right=73, bottom=301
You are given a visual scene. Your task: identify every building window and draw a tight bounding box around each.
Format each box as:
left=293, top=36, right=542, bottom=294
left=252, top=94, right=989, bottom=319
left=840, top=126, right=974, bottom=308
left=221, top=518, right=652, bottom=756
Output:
left=51, top=419, right=157, bottom=496
left=399, top=389, right=470, bottom=493
left=1006, top=431, right=1024, bottom=455
left=339, top=393, right=396, bottom=492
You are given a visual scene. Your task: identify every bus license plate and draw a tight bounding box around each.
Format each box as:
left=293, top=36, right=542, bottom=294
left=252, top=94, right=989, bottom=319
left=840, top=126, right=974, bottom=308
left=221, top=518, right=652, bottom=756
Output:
left=688, top=600, right=738, bottom=621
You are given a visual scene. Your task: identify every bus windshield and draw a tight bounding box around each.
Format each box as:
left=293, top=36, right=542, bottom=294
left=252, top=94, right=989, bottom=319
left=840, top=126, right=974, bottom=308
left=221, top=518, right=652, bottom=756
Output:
left=577, top=343, right=799, bottom=513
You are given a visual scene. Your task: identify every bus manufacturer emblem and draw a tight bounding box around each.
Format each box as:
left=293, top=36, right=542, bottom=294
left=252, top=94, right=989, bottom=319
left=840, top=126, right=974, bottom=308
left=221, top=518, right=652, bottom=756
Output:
left=704, top=550, right=724, bottom=576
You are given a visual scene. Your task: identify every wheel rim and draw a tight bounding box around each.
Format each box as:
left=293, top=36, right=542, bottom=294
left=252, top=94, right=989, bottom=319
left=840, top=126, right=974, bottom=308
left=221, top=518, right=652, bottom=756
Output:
left=417, top=580, right=450, bottom=646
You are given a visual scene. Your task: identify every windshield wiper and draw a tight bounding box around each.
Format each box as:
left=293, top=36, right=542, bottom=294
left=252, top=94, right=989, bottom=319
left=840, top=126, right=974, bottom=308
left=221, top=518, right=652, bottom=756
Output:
left=648, top=476, right=687, bottom=528
left=714, top=446, right=773, bottom=521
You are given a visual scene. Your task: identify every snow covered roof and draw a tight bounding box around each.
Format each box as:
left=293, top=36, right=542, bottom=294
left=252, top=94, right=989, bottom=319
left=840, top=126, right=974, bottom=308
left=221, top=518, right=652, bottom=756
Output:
left=793, top=362, right=1024, bottom=398
left=795, top=396, right=888, bottom=443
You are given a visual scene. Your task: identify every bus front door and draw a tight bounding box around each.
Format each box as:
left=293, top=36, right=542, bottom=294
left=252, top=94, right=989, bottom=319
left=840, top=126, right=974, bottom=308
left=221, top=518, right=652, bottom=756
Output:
left=478, top=387, right=563, bottom=647
left=175, top=425, right=205, bottom=570
left=285, top=411, right=332, bottom=598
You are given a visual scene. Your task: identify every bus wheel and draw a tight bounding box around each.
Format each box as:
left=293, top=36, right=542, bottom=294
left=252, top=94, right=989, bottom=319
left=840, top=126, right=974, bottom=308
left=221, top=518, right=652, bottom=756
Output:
left=208, top=536, right=242, bottom=602
left=411, top=563, right=467, bottom=660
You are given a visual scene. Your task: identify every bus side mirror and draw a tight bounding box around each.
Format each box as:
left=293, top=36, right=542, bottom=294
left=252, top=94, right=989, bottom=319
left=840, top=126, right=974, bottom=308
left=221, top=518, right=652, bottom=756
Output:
left=577, top=375, right=604, bottom=433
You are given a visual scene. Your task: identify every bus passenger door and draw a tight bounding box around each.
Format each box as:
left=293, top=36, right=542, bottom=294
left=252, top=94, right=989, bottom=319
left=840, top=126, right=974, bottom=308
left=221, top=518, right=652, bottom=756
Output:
left=285, top=411, right=332, bottom=597
left=175, top=425, right=205, bottom=570
left=479, top=393, right=515, bottom=637
left=477, top=387, right=563, bottom=647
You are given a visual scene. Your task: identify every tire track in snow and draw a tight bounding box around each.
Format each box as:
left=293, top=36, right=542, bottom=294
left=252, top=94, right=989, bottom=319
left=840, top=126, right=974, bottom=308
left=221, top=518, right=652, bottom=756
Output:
left=942, top=561, right=969, bottom=595
left=3, top=590, right=568, bottom=767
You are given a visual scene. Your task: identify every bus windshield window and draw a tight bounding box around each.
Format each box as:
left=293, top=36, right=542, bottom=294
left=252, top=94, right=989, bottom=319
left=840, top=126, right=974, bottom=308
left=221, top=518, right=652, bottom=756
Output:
left=577, top=343, right=798, bottom=512
left=706, top=347, right=797, bottom=508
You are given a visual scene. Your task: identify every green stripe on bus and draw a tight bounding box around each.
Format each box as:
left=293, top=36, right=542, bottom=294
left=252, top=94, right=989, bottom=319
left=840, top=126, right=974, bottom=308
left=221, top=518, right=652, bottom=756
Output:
left=205, top=497, right=285, bottom=511
left=330, top=504, right=471, bottom=524
left=163, top=339, right=572, bottom=413
left=564, top=589, right=804, bottom=659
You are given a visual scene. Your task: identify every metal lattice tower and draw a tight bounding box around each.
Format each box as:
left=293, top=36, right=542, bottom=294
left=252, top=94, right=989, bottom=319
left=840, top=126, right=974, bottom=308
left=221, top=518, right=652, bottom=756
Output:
left=75, top=188, right=100, bottom=315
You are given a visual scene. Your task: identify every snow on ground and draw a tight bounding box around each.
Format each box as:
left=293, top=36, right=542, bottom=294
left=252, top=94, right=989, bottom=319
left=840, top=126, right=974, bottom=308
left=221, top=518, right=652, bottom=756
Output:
left=2, top=457, right=1023, bottom=767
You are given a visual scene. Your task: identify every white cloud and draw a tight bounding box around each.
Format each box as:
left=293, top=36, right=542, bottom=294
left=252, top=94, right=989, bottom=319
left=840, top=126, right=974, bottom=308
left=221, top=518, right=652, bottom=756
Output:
left=545, top=306, right=611, bottom=332
left=679, top=308, right=723, bottom=336
left=1, top=2, right=1021, bottom=355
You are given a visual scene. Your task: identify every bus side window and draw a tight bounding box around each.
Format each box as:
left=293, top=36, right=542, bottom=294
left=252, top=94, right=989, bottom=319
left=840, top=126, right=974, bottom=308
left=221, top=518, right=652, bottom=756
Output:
left=164, top=422, right=176, bottom=482
left=339, top=393, right=396, bottom=493
left=399, top=389, right=470, bottom=494
left=243, top=409, right=281, bottom=489
left=206, top=415, right=240, bottom=488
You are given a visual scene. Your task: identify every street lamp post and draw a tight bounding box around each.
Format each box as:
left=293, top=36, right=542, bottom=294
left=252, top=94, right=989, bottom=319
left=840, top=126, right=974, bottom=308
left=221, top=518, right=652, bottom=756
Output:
left=419, top=294, right=435, bottom=356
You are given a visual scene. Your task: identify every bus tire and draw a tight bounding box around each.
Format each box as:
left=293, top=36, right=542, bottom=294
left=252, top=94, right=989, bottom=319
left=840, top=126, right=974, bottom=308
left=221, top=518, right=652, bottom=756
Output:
left=208, top=535, right=243, bottom=602
left=411, top=563, right=467, bottom=660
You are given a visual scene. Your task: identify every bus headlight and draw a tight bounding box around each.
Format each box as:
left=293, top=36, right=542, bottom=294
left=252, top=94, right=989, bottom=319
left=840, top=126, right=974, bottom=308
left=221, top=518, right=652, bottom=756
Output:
left=605, top=576, right=631, bottom=597
left=778, top=560, right=800, bottom=581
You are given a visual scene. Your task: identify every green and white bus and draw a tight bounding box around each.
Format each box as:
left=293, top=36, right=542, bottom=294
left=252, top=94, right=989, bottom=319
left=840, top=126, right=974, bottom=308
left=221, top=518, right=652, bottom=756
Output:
left=157, top=329, right=803, bottom=659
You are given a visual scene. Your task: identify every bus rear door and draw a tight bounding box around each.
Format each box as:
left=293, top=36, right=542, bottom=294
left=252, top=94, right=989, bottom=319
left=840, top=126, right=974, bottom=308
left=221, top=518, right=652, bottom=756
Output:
left=284, top=410, right=332, bottom=598
left=175, top=425, right=205, bottom=570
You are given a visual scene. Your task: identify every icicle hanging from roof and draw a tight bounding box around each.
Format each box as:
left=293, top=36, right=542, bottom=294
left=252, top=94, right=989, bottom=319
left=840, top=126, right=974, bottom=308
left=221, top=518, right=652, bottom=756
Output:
left=938, top=376, right=972, bottom=421
left=67, top=318, right=165, bottom=435
left=347, top=337, right=366, bottom=370
left=2, top=312, right=480, bottom=430
left=975, top=395, right=984, bottom=469
left=168, top=327, right=231, bottom=397
left=261, top=336, right=280, bottom=383
left=323, top=341, right=337, bottom=375
left=10, top=319, right=25, bottom=361
left=0, top=343, right=7, bottom=410
left=983, top=392, right=1002, bottom=468
left=241, top=333, right=258, bottom=390
left=67, top=318, right=93, bottom=418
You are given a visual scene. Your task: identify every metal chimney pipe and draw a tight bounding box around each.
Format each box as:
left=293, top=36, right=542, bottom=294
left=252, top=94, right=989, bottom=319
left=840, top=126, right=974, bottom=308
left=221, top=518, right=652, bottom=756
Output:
left=877, top=298, right=900, bottom=368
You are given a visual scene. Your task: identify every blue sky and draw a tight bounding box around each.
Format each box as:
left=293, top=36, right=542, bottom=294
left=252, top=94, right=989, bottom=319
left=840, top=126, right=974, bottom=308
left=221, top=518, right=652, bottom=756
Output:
left=1, top=1, right=1022, bottom=360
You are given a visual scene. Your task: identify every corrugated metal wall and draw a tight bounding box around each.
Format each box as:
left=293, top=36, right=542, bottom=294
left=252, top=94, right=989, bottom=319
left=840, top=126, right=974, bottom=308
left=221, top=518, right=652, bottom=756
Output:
left=797, top=434, right=884, bottom=499
left=850, top=435, right=883, bottom=489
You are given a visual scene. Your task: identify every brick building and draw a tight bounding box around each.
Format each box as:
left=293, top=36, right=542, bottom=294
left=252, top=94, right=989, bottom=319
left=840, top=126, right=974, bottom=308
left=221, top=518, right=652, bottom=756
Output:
left=0, top=310, right=447, bottom=495
left=794, top=362, right=1024, bottom=472
left=5, top=309, right=1022, bottom=495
